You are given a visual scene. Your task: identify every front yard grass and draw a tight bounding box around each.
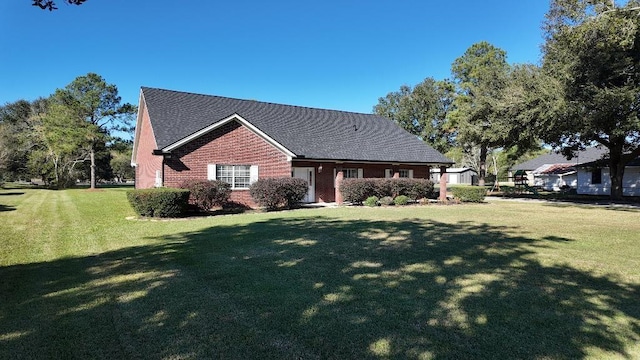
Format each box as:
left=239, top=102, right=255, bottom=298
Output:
left=1, top=188, right=638, bottom=359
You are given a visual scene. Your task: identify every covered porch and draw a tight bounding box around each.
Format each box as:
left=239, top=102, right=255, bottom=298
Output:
left=291, top=160, right=450, bottom=204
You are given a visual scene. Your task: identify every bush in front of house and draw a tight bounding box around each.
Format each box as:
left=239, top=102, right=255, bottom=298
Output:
left=373, top=179, right=393, bottom=198
left=340, top=178, right=377, bottom=204
left=250, top=177, right=309, bottom=210
left=394, top=195, right=409, bottom=205
left=450, top=186, right=487, bottom=203
left=340, top=178, right=435, bottom=204
left=389, top=178, right=435, bottom=199
left=126, top=188, right=191, bottom=217
left=364, top=196, right=379, bottom=207
left=179, top=179, right=231, bottom=211
left=379, top=196, right=394, bottom=206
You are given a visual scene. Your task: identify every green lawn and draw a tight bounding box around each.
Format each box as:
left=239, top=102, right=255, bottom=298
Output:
left=1, top=188, right=639, bottom=359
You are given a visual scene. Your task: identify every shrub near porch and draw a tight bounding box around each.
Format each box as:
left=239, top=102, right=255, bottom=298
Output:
left=340, top=178, right=434, bottom=204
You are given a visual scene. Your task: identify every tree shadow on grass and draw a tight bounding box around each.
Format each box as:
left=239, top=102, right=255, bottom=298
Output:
left=0, top=204, right=15, bottom=212
left=0, top=217, right=638, bottom=359
left=0, top=192, right=25, bottom=196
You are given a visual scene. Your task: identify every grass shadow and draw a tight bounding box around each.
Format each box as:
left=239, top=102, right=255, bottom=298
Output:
left=0, top=192, right=25, bottom=196
left=0, top=204, right=16, bottom=212
left=1, top=217, right=638, bottom=359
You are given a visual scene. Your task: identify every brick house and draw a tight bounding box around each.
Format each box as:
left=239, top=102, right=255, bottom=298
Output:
left=131, top=87, right=453, bottom=206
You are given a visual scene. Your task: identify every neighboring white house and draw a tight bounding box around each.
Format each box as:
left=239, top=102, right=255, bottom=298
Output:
left=510, top=147, right=608, bottom=189
left=576, top=158, right=640, bottom=196
left=532, top=164, right=577, bottom=191
left=430, top=167, right=477, bottom=185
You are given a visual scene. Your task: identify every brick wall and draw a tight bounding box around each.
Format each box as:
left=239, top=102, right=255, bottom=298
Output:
left=164, top=120, right=291, bottom=206
left=133, top=101, right=163, bottom=189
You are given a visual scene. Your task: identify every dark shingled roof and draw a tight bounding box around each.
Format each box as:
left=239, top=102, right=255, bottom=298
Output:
left=512, top=147, right=608, bottom=171
left=142, top=87, right=453, bottom=164
left=577, top=156, right=640, bottom=168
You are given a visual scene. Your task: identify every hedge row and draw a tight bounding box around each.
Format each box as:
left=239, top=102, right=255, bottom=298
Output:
left=249, top=177, right=308, bottom=210
left=340, top=178, right=434, bottom=204
left=179, top=179, right=231, bottom=211
left=450, top=186, right=487, bottom=203
left=126, top=188, right=191, bottom=218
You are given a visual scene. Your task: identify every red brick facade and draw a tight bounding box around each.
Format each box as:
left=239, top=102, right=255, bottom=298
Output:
left=133, top=101, right=163, bottom=189
left=163, top=121, right=291, bottom=206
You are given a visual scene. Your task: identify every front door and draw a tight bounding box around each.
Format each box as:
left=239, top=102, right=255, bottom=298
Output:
left=292, top=167, right=315, bottom=203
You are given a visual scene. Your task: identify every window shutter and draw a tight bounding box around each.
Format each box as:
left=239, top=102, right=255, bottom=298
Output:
left=250, top=165, right=259, bottom=184
left=409, top=169, right=414, bottom=179
left=207, top=164, right=217, bottom=180
left=385, top=169, right=392, bottom=178
left=155, top=170, right=162, bottom=187
left=358, top=168, right=363, bottom=178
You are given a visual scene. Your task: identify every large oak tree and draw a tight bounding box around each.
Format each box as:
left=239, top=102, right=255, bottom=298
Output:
left=542, top=0, right=640, bottom=200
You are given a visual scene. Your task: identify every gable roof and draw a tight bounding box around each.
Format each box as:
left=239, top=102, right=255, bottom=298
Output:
left=512, top=147, right=608, bottom=171
left=140, top=87, right=453, bottom=165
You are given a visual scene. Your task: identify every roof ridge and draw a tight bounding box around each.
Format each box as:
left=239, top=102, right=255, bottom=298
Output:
left=140, top=86, right=379, bottom=117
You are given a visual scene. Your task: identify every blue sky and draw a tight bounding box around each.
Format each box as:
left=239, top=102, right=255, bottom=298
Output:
left=0, top=0, right=550, bottom=114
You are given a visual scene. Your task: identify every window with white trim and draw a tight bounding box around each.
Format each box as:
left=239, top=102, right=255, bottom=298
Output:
left=208, top=164, right=258, bottom=189
left=399, top=169, right=414, bottom=178
left=334, top=167, right=363, bottom=187
left=344, top=168, right=360, bottom=179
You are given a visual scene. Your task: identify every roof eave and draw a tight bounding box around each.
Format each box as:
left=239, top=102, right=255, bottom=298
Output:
left=290, top=157, right=453, bottom=166
left=131, top=89, right=146, bottom=167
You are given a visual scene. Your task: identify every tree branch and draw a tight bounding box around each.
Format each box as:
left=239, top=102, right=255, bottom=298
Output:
left=32, top=0, right=86, bottom=11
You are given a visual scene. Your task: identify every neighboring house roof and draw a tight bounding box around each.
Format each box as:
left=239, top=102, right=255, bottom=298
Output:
left=533, top=163, right=576, bottom=176
left=140, top=87, right=453, bottom=165
left=430, top=167, right=476, bottom=174
left=577, top=156, right=640, bottom=168
left=512, top=147, right=608, bottom=171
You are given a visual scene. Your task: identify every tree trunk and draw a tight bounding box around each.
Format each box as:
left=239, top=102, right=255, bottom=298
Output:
left=90, top=147, right=96, bottom=190
left=478, top=144, right=487, bottom=187
left=608, top=153, right=625, bottom=201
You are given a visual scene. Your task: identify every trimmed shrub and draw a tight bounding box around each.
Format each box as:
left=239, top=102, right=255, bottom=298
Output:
left=373, top=179, right=393, bottom=198
left=406, top=179, right=435, bottom=200
left=126, top=188, right=190, bottom=218
left=379, top=196, right=394, bottom=206
left=340, top=178, right=435, bottom=204
left=179, top=179, right=231, bottom=211
left=250, top=177, right=309, bottom=210
left=394, top=195, right=409, bottom=205
left=364, top=196, right=379, bottom=207
left=340, top=178, right=377, bottom=204
left=451, top=186, right=487, bottom=203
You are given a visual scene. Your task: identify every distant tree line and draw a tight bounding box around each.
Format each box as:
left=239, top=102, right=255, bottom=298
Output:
left=374, top=0, right=640, bottom=199
left=0, top=73, right=136, bottom=188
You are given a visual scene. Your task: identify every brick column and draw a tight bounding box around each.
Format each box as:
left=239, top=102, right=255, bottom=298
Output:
left=439, top=166, right=448, bottom=201
left=335, top=168, right=344, bottom=204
